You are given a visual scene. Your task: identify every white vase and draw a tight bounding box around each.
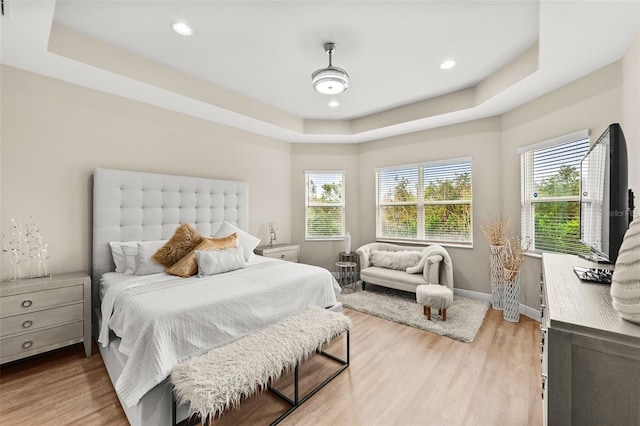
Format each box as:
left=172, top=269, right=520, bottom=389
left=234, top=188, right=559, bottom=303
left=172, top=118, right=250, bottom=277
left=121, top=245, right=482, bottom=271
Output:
left=610, top=216, right=640, bottom=324
left=344, top=232, right=351, bottom=254
left=503, top=268, right=520, bottom=322
left=489, top=245, right=505, bottom=310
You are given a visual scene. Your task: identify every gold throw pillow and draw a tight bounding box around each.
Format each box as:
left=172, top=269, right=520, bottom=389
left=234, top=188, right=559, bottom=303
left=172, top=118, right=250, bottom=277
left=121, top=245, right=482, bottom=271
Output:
left=166, top=233, right=238, bottom=277
left=152, top=223, right=204, bottom=267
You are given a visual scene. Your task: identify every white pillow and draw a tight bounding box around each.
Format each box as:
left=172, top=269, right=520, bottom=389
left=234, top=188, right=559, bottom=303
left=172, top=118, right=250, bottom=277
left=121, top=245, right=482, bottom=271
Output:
left=121, top=245, right=138, bottom=275
left=213, top=221, right=260, bottom=261
left=135, top=240, right=167, bottom=275
left=109, top=241, right=137, bottom=273
left=196, top=247, right=246, bottom=276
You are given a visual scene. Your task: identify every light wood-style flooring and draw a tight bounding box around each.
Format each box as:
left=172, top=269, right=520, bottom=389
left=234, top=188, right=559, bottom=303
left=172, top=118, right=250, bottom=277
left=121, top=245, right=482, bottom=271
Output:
left=0, top=308, right=542, bottom=425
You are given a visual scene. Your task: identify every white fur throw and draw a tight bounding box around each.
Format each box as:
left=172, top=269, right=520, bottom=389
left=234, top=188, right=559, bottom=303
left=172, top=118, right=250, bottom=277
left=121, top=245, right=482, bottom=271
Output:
left=171, top=308, right=351, bottom=422
left=370, top=250, right=423, bottom=270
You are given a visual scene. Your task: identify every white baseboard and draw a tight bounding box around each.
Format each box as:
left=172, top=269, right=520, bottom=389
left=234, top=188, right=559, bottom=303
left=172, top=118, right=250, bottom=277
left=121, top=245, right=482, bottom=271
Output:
left=454, top=288, right=541, bottom=322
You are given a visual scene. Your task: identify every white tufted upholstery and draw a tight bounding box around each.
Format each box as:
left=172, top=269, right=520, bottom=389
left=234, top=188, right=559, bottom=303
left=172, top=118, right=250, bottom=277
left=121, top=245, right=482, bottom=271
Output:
left=92, top=168, right=249, bottom=325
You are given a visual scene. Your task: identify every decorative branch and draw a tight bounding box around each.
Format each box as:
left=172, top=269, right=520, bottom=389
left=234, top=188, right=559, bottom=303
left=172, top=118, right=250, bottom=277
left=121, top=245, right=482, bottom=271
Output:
left=1, top=217, right=49, bottom=280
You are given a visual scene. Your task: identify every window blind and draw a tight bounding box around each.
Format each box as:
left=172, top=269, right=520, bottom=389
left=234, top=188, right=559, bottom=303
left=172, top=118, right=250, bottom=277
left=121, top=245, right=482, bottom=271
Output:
left=521, top=134, right=590, bottom=254
left=376, top=158, right=472, bottom=245
left=305, top=171, right=345, bottom=240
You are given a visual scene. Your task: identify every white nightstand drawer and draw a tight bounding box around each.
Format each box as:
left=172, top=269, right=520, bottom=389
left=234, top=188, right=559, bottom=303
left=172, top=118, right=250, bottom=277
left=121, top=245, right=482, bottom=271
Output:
left=264, top=249, right=298, bottom=262
left=0, top=321, right=83, bottom=359
left=0, top=303, right=84, bottom=338
left=0, top=285, right=83, bottom=318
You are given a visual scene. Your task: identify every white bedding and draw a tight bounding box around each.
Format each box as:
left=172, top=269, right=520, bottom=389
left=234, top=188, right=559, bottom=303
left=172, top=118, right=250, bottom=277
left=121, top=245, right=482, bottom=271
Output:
left=98, top=256, right=340, bottom=408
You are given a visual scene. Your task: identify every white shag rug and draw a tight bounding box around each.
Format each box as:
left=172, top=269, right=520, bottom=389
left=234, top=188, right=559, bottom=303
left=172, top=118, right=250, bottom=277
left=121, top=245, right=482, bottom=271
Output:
left=171, top=308, right=351, bottom=422
left=338, top=284, right=489, bottom=343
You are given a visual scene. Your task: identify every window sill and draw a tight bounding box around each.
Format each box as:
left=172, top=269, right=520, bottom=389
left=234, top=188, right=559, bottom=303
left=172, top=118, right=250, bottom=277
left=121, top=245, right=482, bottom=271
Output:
left=376, top=239, right=474, bottom=250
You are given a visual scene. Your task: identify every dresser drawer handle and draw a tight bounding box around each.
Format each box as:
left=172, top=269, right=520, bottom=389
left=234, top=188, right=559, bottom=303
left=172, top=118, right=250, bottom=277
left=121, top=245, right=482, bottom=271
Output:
left=280, top=254, right=285, bottom=259
left=22, top=340, right=33, bottom=349
left=21, top=300, right=33, bottom=308
left=22, top=320, right=33, bottom=329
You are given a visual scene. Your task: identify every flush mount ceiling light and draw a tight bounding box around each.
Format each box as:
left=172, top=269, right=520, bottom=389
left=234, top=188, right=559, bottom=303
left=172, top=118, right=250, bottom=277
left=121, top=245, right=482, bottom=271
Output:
left=440, top=59, right=456, bottom=70
left=312, top=42, right=349, bottom=95
left=172, top=21, right=193, bottom=36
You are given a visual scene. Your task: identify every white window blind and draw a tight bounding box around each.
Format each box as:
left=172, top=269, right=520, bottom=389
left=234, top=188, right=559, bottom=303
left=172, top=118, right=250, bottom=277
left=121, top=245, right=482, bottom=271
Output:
left=305, top=171, right=345, bottom=240
left=376, top=158, right=472, bottom=245
left=520, top=133, right=590, bottom=255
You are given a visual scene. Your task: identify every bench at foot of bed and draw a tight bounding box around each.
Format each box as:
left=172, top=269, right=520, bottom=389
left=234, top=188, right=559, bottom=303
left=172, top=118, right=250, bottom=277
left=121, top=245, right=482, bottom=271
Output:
left=170, top=308, right=351, bottom=426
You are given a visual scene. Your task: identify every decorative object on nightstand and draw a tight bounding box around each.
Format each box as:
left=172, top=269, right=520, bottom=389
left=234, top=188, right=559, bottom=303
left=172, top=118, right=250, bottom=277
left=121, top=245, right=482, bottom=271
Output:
left=610, top=216, right=640, bottom=324
left=481, top=214, right=510, bottom=310
left=254, top=244, right=300, bottom=263
left=344, top=231, right=351, bottom=254
left=267, top=221, right=278, bottom=247
left=0, top=272, right=91, bottom=364
left=1, top=217, right=50, bottom=280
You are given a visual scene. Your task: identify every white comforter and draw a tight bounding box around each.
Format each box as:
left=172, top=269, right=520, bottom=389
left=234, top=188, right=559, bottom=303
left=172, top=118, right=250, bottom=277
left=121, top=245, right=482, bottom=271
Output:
left=98, top=257, right=340, bottom=407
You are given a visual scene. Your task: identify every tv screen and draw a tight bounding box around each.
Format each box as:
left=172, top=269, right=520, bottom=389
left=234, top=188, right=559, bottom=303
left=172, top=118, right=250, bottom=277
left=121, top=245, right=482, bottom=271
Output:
left=579, top=123, right=629, bottom=263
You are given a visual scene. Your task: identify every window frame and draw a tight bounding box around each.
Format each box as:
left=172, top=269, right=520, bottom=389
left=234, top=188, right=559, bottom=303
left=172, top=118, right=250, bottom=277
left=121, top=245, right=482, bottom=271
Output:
left=519, top=130, right=590, bottom=255
left=304, top=170, right=346, bottom=241
left=375, top=157, right=473, bottom=247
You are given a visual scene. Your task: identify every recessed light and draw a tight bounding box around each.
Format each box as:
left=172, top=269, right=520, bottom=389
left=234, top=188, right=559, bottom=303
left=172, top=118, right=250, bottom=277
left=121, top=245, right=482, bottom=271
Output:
left=440, top=60, right=456, bottom=70
left=172, top=21, right=193, bottom=36
left=329, top=100, right=339, bottom=107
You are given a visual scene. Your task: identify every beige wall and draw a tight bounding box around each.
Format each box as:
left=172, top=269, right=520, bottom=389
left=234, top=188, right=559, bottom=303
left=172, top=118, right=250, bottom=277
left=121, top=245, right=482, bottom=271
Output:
left=0, top=65, right=291, bottom=279
left=290, top=144, right=360, bottom=270
left=502, top=61, right=623, bottom=309
left=2, top=36, right=637, bottom=311
left=623, top=33, right=640, bottom=200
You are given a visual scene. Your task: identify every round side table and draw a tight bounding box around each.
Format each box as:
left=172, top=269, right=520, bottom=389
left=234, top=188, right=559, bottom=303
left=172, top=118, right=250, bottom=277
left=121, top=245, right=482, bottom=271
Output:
left=335, top=261, right=358, bottom=293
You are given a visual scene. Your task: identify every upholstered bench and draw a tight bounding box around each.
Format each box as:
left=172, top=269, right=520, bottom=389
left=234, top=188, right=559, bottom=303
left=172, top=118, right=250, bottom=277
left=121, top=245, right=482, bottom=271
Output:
left=416, top=284, right=453, bottom=321
left=170, top=308, right=351, bottom=426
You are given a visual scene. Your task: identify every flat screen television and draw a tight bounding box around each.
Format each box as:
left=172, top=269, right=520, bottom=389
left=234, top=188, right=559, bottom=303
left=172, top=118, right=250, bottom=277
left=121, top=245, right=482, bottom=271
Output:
left=579, top=123, right=630, bottom=265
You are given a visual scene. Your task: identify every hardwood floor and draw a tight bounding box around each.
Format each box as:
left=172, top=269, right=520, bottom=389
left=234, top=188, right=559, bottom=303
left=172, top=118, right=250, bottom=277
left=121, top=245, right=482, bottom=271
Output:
left=0, top=308, right=542, bottom=425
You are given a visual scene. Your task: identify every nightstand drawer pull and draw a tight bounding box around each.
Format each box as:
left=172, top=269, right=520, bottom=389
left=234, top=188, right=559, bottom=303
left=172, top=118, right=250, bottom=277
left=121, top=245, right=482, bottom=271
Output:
left=280, top=254, right=286, bottom=259
left=21, top=300, right=33, bottom=308
left=22, top=320, right=33, bottom=329
left=22, top=340, right=33, bottom=349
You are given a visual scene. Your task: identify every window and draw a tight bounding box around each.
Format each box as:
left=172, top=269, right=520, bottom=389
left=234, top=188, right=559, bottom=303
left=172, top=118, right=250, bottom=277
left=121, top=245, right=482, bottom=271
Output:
left=305, top=171, right=345, bottom=240
left=519, top=130, right=590, bottom=255
left=376, top=158, right=472, bottom=245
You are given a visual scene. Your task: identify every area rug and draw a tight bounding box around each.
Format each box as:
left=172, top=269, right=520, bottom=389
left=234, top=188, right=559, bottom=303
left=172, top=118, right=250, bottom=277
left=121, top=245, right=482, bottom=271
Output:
left=337, top=285, right=490, bottom=343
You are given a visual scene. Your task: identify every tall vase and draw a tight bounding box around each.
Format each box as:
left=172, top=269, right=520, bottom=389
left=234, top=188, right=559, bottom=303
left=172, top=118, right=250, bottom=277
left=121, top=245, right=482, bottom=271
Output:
left=503, top=268, right=520, bottom=322
left=344, top=232, right=352, bottom=254
left=489, top=245, right=505, bottom=310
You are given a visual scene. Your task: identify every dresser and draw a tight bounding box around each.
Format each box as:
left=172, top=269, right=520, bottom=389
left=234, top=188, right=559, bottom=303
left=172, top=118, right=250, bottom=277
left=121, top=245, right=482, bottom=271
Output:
left=0, top=272, right=91, bottom=364
left=254, top=244, right=299, bottom=262
left=541, top=253, right=640, bottom=426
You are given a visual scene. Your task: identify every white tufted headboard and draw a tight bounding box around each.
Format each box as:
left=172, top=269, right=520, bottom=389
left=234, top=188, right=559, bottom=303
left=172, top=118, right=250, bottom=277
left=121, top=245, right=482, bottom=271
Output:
left=92, top=168, right=249, bottom=319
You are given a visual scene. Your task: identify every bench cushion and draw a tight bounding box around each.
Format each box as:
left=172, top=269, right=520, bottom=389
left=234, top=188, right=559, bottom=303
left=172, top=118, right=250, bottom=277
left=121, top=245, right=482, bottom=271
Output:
left=171, top=308, right=350, bottom=420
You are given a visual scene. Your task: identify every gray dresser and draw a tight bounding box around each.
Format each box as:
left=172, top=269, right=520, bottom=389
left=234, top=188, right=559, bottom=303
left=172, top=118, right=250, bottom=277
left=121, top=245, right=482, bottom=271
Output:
left=0, top=272, right=91, bottom=364
left=541, top=253, right=640, bottom=425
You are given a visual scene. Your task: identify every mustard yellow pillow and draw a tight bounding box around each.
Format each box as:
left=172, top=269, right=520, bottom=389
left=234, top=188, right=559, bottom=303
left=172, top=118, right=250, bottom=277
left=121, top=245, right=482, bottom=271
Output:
left=166, top=233, right=238, bottom=278
left=152, top=223, right=204, bottom=267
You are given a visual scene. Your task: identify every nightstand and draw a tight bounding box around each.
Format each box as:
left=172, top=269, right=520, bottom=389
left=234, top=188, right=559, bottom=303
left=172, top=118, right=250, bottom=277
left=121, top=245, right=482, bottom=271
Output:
left=254, top=244, right=300, bottom=262
left=0, top=272, right=91, bottom=364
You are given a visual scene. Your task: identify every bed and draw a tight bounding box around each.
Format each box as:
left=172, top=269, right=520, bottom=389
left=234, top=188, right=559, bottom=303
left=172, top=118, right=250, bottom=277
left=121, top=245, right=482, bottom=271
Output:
left=92, top=168, right=342, bottom=426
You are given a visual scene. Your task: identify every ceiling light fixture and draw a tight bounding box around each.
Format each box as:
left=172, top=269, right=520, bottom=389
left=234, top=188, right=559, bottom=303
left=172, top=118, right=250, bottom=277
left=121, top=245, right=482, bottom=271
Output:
left=312, top=42, right=349, bottom=95
left=172, top=21, right=193, bottom=36
left=440, top=60, right=456, bottom=70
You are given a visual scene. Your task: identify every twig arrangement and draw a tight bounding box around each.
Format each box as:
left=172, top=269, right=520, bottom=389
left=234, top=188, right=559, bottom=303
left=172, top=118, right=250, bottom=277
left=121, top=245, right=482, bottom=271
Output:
left=503, top=236, right=531, bottom=282
left=1, top=217, right=49, bottom=280
left=480, top=214, right=511, bottom=246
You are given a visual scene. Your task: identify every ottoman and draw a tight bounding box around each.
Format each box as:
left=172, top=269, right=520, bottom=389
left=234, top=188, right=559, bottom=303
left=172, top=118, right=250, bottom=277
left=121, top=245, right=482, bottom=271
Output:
left=416, top=284, right=453, bottom=321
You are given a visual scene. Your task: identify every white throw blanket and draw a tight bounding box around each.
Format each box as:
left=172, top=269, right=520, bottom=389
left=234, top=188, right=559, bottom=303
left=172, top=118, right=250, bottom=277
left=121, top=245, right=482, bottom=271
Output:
left=405, top=245, right=454, bottom=289
left=98, top=258, right=340, bottom=408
